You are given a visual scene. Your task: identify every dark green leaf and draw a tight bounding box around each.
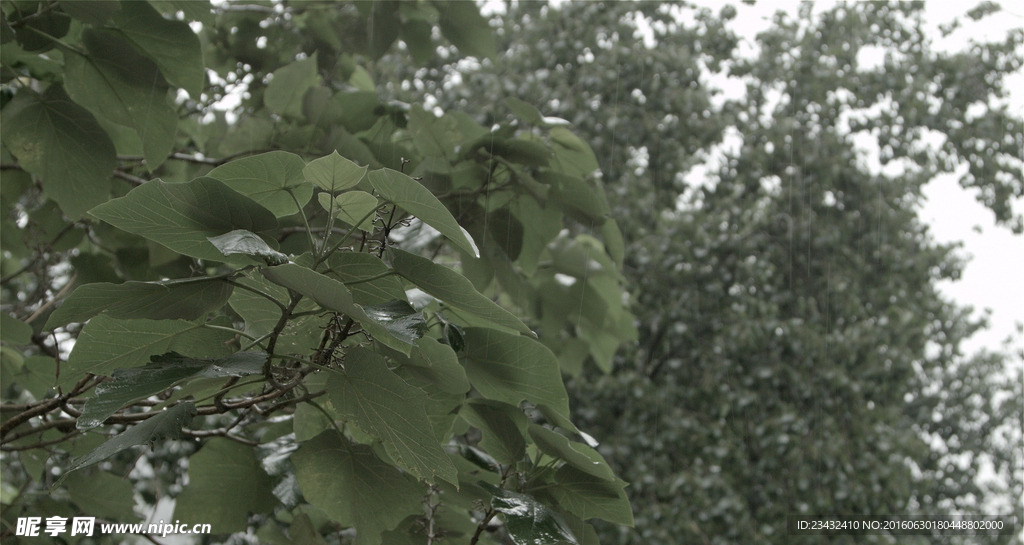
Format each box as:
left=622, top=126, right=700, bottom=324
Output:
left=328, top=252, right=406, bottom=305
left=390, top=249, right=532, bottom=336
left=318, top=191, right=378, bottom=232
left=327, top=347, right=457, bottom=485
left=528, top=425, right=616, bottom=481
left=367, top=168, right=479, bottom=257
left=206, top=151, right=311, bottom=218
left=461, top=400, right=527, bottom=465
left=0, top=86, right=115, bottom=219
left=361, top=300, right=426, bottom=346
left=89, top=177, right=279, bottom=262
left=293, top=431, right=424, bottom=545
left=174, top=438, right=277, bottom=533
left=1, top=313, right=33, bottom=344
left=65, top=471, right=136, bottom=520
left=46, top=278, right=233, bottom=328
left=551, top=466, right=634, bottom=526
left=110, top=1, right=205, bottom=97
left=304, top=150, right=368, bottom=192
left=55, top=402, right=197, bottom=488
left=208, top=229, right=288, bottom=265
left=463, top=328, right=571, bottom=419
left=264, top=54, right=320, bottom=119
left=60, top=1, right=121, bottom=25
left=77, top=351, right=265, bottom=429
left=400, top=337, right=470, bottom=395
left=435, top=0, right=497, bottom=59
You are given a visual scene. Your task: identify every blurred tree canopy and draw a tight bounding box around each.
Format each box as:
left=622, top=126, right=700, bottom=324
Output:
left=381, top=1, right=1023, bottom=544
left=1, top=1, right=637, bottom=544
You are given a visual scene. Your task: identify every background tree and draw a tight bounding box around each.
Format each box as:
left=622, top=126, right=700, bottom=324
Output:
left=381, top=1, right=1024, bottom=544
left=0, top=2, right=635, bottom=544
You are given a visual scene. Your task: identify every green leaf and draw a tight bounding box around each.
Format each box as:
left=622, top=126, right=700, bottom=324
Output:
left=390, top=249, right=532, bottom=336
left=89, top=177, right=279, bottom=262
left=0, top=85, right=115, bottom=219
left=486, top=485, right=578, bottom=545
left=436, top=0, right=497, bottom=59
left=460, top=400, right=527, bottom=465
left=261, top=263, right=418, bottom=355
left=264, top=54, right=320, bottom=119
left=206, top=151, right=312, bottom=218
left=65, top=471, right=136, bottom=520
left=361, top=300, right=427, bottom=346
left=109, top=1, right=205, bottom=97
left=551, top=466, right=634, bottom=526
left=400, top=337, right=470, bottom=395
left=1, top=313, right=33, bottom=345
left=77, top=352, right=265, bottom=429
left=548, top=127, right=600, bottom=178
left=541, top=171, right=609, bottom=225
left=327, top=347, right=457, bottom=485
left=63, top=315, right=228, bottom=386
left=317, top=191, right=378, bottom=232
left=304, top=151, right=368, bottom=192
left=463, top=328, right=571, bottom=419
left=60, top=1, right=121, bottom=26
left=174, top=438, right=277, bottom=533
left=505, top=97, right=545, bottom=125
left=293, top=431, right=424, bottom=545
left=600, top=219, right=625, bottom=266
left=208, top=229, right=288, bottom=265
left=367, top=168, right=479, bottom=257
left=327, top=252, right=406, bottom=305
left=64, top=28, right=176, bottom=169
left=45, top=278, right=233, bottom=329
left=55, top=402, right=197, bottom=488
left=528, top=425, right=615, bottom=481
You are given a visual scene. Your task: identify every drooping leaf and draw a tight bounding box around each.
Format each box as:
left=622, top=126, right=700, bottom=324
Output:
left=327, top=347, right=457, bottom=485
left=1, top=313, right=33, bottom=345
left=390, top=249, right=532, bottom=336
left=551, top=466, right=634, bottom=527
left=206, top=151, right=311, bottom=218
left=63, top=315, right=229, bottom=386
left=174, top=438, right=277, bottom=533
left=548, top=127, right=600, bottom=178
left=264, top=54, right=321, bottom=119
left=304, top=150, right=368, bottom=192
left=293, top=431, right=424, bottom=545
left=463, top=328, right=571, bottom=419
left=528, top=425, right=616, bottom=481
left=77, top=352, right=265, bottom=429
left=89, top=177, right=278, bottom=262
left=261, top=263, right=420, bottom=355
left=318, top=191, right=379, bottom=232
left=0, top=86, right=115, bottom=219
left=109, top=1, right=205, bottom=96
left=55, top=402, right=197, bottom=488
left=208, top=229, right=289, bottom=265
left=460, top=400, right=527, bottom=465
left=486, top=485, right=578, bottom=545
left=367, top=168, right=479, bottom=257
left=540, top=171, right=608, bottom=225
left=45, top=278, right=233, bottom=329
left=64, top=28, right=176, bottom=169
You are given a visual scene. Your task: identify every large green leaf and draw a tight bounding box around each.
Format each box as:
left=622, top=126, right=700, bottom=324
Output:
left=65, top=471, right=136, bottom=521
left=45, top=278, right=233, bottom=328
left=206, top=151, right=311, bottom=218
left=397, top=337, right=470, bottom=395
left=551, top=466, right=634, bottom=526
left=390, top=249, right=532, bottom=336
left=109, top=1, right=204, bottom=96
left=318, top=191, right=378, bottom=232
left=460, top=400, right=527, bottom=465
left=63, top=315, right=228, bottom=386
left=1, top=313, right=33, bottom=345
left=528, top=425, right=616, bottom=481
left=463, top=328, right=571, bottom=419
left=174, top=438, right=277, bottom=533
left=304, top=150, right=367, bottom=192
left=326, top=347, right=457, bottom=485
left=261, top=263, right=419, bottom=355
left=293, top=431, right=424, bottom=545
left=64, top=28, right=176, bottom=168
left=327, top=252, right=406, bottom=305
left=264, top=54, right=320, bottom=119
left=55, top=402, right=197, bottom=488
left=487, top=485, right=578, bottom=545
left=367, top=168, right=479, bottom=257
left=435, top=0, right=497, bottom=59
left=89, top=177, right=278, bottom=262
left=0, top=85, right=115, bottom=219
left=77, top=352, right=265, bottom=429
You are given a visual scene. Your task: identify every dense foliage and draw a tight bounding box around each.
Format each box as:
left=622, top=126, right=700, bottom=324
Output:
left=380, top=2, right=1024, bottom=544
left=0, top=2, right=636, bottom=544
